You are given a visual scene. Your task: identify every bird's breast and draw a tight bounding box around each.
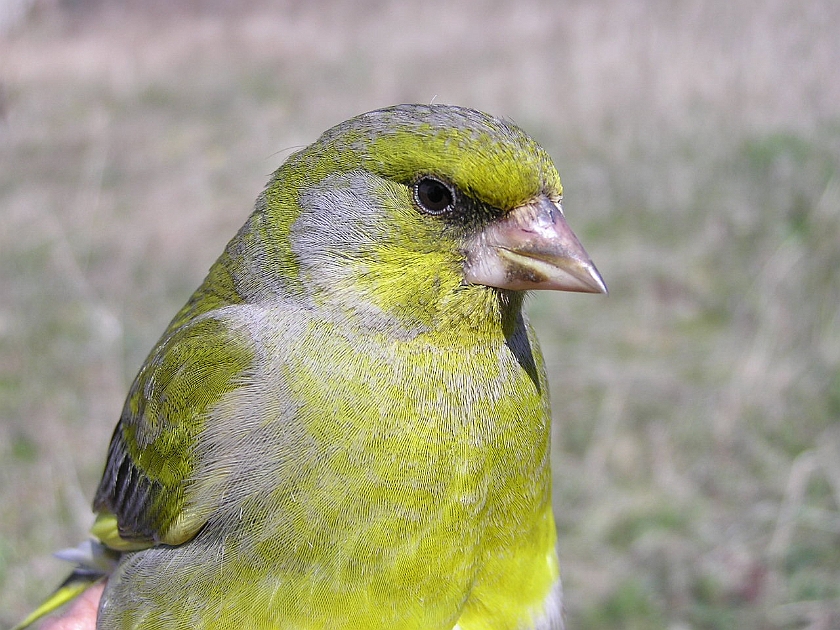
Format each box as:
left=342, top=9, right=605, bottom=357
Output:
left=161, top=308, right=554, bottom=628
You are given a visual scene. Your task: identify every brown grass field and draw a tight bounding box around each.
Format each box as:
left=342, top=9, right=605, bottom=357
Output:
left=1, top=1, right=839, bottom=627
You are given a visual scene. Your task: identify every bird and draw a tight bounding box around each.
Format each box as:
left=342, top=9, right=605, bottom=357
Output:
left=14, top=104, right=606, bottom=630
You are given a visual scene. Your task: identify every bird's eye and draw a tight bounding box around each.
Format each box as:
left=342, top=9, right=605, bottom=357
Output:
left=414, top=178, right=454, bottom=215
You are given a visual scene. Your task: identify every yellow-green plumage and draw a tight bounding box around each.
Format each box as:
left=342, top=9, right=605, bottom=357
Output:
left=15, top=104, right=605, bottom=630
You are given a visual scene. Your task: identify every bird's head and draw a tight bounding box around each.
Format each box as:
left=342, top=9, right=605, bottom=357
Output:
left=245, top=104, right=605, bottom=333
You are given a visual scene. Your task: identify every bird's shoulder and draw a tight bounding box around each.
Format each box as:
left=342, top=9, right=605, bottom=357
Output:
left=91, top=304, right=266, bottom=548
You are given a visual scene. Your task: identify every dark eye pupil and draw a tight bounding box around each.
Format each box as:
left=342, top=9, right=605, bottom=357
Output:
left=416, top=178, right=453, bottom=214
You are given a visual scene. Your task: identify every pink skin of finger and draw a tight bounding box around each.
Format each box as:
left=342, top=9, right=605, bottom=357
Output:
left=40, top=582, right=104, bottom=630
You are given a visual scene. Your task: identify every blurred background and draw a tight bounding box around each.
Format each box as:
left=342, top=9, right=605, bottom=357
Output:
left=1, top=1, right=838, bottom=628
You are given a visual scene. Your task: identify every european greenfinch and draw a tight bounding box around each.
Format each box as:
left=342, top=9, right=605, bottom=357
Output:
left=15, top=104, right=606, bottom=630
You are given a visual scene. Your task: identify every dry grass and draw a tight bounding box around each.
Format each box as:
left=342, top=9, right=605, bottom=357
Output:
left=1, top=1, right=839, bottom=628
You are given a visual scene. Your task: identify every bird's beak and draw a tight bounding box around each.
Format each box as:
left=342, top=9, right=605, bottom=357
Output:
left=463, top=196, right=607, bottom=293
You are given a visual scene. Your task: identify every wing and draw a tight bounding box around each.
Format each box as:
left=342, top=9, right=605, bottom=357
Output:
left=92, top=313, right=254, bottom=550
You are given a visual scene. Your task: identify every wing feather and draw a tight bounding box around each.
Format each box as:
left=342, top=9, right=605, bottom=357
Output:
left=92, top=314, right=254, bottom=547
